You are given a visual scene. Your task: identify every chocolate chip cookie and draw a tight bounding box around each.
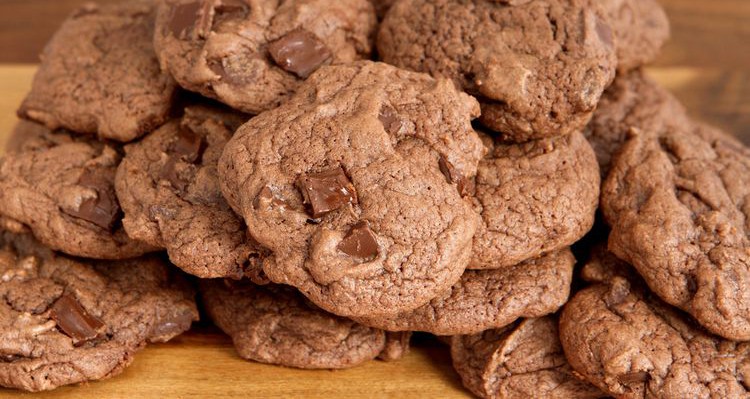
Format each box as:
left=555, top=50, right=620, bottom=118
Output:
left=219, top=61, right=483, bottom=318
left=378, top=0, right=617, bottom=142
left=0, top=231, right=197, bottom=392
left=470, top=130, right=599, bottom=269
left=601, top=0, right=670, bottom=71
left=0, top=127, right=157, bottom=259
left=602, top=120, right=750, bottom=340
left=560, top=249, right=750, bottom=398
left=200, top=279, right=388, bottom=369
left=584, top=70, right=689, bottom=177
left=450, top=317, right=605, bottom=399
left=154, top=0, right=376, bottom=114
left=115, top=105, right=268, bottom=278
left=18, top=1, right=176, bottom=142
left=353, top=249, right=574, bottom=335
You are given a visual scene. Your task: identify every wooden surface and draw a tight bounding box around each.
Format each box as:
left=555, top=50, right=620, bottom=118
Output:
left=0, top=0, right=748, bottom=398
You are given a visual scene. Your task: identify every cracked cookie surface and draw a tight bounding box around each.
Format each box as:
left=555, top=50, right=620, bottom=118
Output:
left=0, top=124, right=157, bottom=259
left=378, top=0, right=616, bottom=142
left=154, top=0, right=376, bottom=114
left=19, top=1, right=176, bottom=142
left=116, top=105, right=268, bottom=278
left=0, top=232, right=197, bottom=392
left=219, top=61, right=483, bottom=318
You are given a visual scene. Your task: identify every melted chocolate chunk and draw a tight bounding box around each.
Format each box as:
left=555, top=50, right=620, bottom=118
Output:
left=169, top=1, right=203, bottom=38
left=160, top=157, right=189, bottom=192
left=63, top=169, right=121, bottom=230
left=297, top=167, right=357, bottom=218
left=338, top=221, right=379, bottom=262
left=171, top=127, right=205, bottom=163
left=253, top=185, right=288, bottom=210
left=49, top=294, right=105, bottom=346
left=617, top=371, right=651, bottom=385
left=379, top=105, right=404, bottom=134
left=267, top=28, right=332, bottom=78
left=212, top=0, right=249, bottom=29
left=438, top=156, right=467, bottom=196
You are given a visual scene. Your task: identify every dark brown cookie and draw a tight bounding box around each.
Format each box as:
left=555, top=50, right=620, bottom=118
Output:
left=115, top=105, right=268, bottom=278
left=601, top=0, right=670, bottom=71
left=200, top=279, right=388, bottom=369
left=0, top=231, right=197, bottom=392
left=154, top=0, right=376, bottom=114
left=584, top=70, right=689, bottom=177
left=451, top=317, right=605, bottom=399
left=18, top=1, right=176, bottom=142
left=602, top=118, right=750, bottom=340
left=219, top=61, right=483, bottom=318
left=560, top=249, right=750, bottom=399
left=378, top=0, right=616, bottom=142
left=0, top=125, right=157, bottom=259
left=470, top=131, right=599, bottom=269
left=353, top=249, right=574, bottom=335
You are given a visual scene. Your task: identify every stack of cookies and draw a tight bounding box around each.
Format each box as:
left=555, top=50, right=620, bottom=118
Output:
left=1, top=0, right=747, bottom=397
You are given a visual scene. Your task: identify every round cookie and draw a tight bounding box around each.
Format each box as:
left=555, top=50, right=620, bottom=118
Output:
left=219, top=61, right=483, bottom=318
left=602, top=120, right=750, bottom=340
left=584, top=70, right=689, bottom=177
left=470, top=130, right=599, bottom=269
left=560, top=250, right=750, bottom=399
left=378, top=0, right=617, bottom=142
left=601, top=0, right=670, bottom=71
left=18, top=1, right=176, bottom=142
left=200, top=279, right=387, bottom=369
left=0, top=231, right=198, bottom=392
left=0, top=126, right=157, bottom=259
left=116, top=105, right=268, bottom=278
left=154, top=0, right=376, bottom=114
left=450, top=317, right=605, bottom=399
left=353, top=249, right=575, bottom=335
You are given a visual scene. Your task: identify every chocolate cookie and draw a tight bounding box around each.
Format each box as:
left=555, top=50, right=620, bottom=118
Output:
left=560, top=249, right=750, bottom=398
left=584, top=71, right=689, bottom=177
left=601, top=0, right=670, bottom=71
left=154, top=0, right=376, bottom=114
left=353, top=249, right=574, bottom=335
left=200, top=279, right=388, bottom=369
left=18, top=1, right=176, bottom=142
left=450, top=317, right=605, bottom=399
left=378, top=0, right=616, bottom=142
left=219, top=61, right=483, bottom=318
left=470, top=130, right=599, bottom=269
left=115, top=105, right=267, bottom=278
left=0, top=231, right=197, bottom=392
left=0, top=126, right=156, bottom=259
left=602, top=119, right=750, bottom=340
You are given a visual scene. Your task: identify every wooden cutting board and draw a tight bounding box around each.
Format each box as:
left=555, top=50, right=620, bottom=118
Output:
left=0, top=1, right=749, bottom=396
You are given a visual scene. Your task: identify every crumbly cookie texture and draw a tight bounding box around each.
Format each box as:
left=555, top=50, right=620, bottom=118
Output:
left=601, top=0, right=670, bottom=71
left=0, top=124, right=157, bottom=259
left=154, top=0, right=376, bottom=114
left=353, top=249, right=574, bottom=335
left=584, top=71, right=689, bottom=177
left=470, top=131, right=599, bottom=269
left=200, top=279, right=388, bottom=369
left=116, top=105, right=268, bottom=278
left=0, top=231, right=197, bottom=392
left=19, top=1, right=176, bottom=142
left=219, top=61, right=483, bottom=318
left=560, top=249, right=750, bottom=399
left=602, top=119, right=750, bottom=340
left=378, top=0, right=616, bottom=142
left=451, top=317, right=605, bottom=399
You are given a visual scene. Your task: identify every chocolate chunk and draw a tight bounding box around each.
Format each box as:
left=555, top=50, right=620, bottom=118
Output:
left=379, top=105, right=404, bottom=134
left=596, top=18, right=614, bottom=48
left=438, top=156, right=467, bottom=196
left=267, top=28, right=332, bottom=78
left=338, top=221, right=379, bottom=262
left=168, top=1, right=203, bottom=38
left=171, top=127, right=205, bottom=163
left=253, top=185, right=288, bottom=210
left=63, top=169, right=120, bottom=230
left=213, top=0, right=249, bottom=29
left=297, top=167, right=358, bottom=218
left=618, top=371, right=651, bottom=385
left=160, top=157, right=189, bottom=192
left=49, top=294, right=105, bottom=346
